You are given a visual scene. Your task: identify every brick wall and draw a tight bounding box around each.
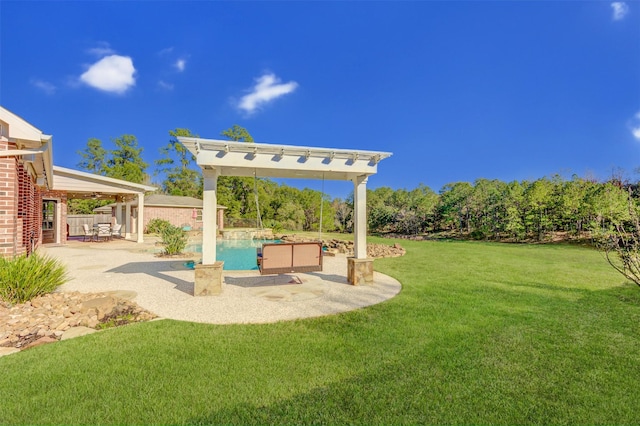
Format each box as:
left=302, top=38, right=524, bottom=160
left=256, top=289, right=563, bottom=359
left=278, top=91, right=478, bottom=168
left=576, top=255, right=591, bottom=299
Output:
left=143, top=206, right=203, bottom=231
left=17, top=163, right=40, bottom=256
left=0, top=140, right=55, bottom=258
left=42, top=190, right=69, bottom=245
left=0, top=139, right=18, bottom=257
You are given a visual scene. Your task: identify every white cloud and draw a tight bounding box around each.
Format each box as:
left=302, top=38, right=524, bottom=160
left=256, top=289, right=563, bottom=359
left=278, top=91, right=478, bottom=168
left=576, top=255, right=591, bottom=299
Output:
left=238, top=73, right=298, bottom=114
left=630, top=111, right=640, bottom=141
left=87, top=42, right=116, bottom=57
left=158, top=47, right=174, bottom=56
left=611, top=2, right=629, bottom=20
left=30, top=79, right=56, bottom=95
left=175, top=59, right=186, bottom=72
left=158, top=80, right=174, bottom=90
left=79, top=55, right=136, bottom=94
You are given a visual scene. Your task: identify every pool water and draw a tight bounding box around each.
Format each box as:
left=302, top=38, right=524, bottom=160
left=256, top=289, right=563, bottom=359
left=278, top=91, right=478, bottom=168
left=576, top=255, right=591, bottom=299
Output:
left=186, top=239, right=280, bottom=270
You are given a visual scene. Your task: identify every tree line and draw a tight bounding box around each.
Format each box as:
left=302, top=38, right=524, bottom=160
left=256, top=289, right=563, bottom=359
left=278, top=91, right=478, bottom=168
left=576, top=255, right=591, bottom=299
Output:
left=72, top=126, right=636, bottom=242
left=70, top=126, right=336, bottom=234
left=366, top=176, right=637, bottom=242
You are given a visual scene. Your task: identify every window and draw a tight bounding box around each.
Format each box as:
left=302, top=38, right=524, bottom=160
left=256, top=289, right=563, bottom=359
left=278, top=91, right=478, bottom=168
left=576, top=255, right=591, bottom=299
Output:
left=196, top=209, right=203, bottom=221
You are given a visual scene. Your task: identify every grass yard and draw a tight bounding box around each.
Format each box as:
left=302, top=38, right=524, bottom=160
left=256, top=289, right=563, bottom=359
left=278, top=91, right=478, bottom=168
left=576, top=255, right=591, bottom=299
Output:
left=1, top=239, right=640, bottom=424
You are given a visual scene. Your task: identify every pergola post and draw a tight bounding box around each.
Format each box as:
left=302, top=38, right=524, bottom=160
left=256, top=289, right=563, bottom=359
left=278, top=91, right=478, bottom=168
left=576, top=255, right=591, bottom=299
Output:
left=353, top=175, right=368, bottom=259
left=125, top=202, right=132, bottom=239
left=348, top=174, right=374, bottom=285
left=115, top=198, right=123, bottom=226
left=201, top=168, right=219, bottom=265
left=195, top=168, right=224, bottom=296
left=136, top=193, right=145, bottom=243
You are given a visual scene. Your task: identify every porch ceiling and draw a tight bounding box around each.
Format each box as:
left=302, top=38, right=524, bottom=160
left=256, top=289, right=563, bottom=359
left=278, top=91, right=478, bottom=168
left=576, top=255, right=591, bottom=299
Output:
left=52, top=166, right=156, bottom=199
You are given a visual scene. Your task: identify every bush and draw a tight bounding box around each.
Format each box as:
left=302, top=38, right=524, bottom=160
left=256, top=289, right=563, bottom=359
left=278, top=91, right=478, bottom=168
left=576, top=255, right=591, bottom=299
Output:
left=161, top=225, right=187, bottom=255
left=262, top=219, right=284, bottom=234
left=146, top=218, right=172, bottom=235
left=470, top=229, right=487, bottom=241
left=0, top=253, right=69, bottom=304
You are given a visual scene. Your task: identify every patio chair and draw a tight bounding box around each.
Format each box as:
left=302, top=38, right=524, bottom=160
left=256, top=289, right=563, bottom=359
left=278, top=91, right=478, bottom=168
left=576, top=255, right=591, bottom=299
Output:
left=111, top=224, right=122, bottom=239
left=95, top=223, right=112, bottom=242
left=82, top=224, right=95, bottom=242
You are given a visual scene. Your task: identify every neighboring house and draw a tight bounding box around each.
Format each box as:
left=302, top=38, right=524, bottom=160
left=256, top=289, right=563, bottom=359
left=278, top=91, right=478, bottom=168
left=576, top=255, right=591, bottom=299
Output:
left=94, top=194, right=226, bottom=232
left=0, top=106, right=155, bottom=258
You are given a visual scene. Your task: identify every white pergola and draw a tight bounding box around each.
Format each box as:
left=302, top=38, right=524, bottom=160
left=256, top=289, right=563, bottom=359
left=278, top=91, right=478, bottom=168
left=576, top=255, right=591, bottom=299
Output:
left=178, top=137, right=391, bottom=287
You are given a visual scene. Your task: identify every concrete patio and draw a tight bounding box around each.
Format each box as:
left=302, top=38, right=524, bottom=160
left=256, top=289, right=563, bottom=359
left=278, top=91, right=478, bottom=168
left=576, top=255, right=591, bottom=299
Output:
left=40, top=238, right=402, bottom=324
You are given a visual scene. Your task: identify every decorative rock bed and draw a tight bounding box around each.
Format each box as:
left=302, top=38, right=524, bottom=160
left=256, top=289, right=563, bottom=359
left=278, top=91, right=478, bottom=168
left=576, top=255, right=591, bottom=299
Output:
left=0, top=291, right=156, bottom=353
left=278, top=235, right=406, bottom=258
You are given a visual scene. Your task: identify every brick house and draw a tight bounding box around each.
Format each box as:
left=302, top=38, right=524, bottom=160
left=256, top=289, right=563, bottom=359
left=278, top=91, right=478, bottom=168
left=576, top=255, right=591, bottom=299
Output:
left=1, top=106, right=155, bottom=258
left=0, top=108, right=54, bottom=257
left=94, top=194, right=226, bottom=232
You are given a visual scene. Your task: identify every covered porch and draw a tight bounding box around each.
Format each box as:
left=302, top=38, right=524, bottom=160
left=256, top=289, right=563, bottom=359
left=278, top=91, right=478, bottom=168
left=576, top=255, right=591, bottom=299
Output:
left=51, top=166, right=156, bottom=244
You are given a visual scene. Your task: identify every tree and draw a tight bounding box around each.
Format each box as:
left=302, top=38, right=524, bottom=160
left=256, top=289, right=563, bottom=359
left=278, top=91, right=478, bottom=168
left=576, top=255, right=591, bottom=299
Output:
left=367, top=187, right=397, bottom=233
left=73, top=135, right=150, bottom=213
left=557, top=176, right=589, bottom=235
left=437, top=182, right=473, bottom=233
left=155, top=128, right=202, bottom=197
left=409, top=184, right=439, bottom=233
left=269, top=185, right=306, bottom=230
left=594, top=187, right=640, bottom=288
left=77, top=135, right=149, bottom=184
left=297, top=188, right=332, bottom=232
left=332, top=198, right=353, bottom=233
left=468, top=179, right=504, bottom=239
left=524, top=178, right=554, bottom=241
left=221, top=124, right=254, bottom=143
left=77, top=138, right=107, bottom=174
left=67, top=199, right=111, bottom=215
left=104, top=135, right=149, bottom=184
left=218, top=125, right=258, bottom=222
left=501, top=181, right=526, bottom=241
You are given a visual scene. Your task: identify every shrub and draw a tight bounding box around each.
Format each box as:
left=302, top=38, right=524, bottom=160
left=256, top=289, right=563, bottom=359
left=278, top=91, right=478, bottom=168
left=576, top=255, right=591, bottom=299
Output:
left=262, top=219, right=283, bottom=233
left=146, top=218, right=172, bottom=235
left=470, top=229, right=487, bottom=241
left=161, top=225, right=187, bottom=255
left=593, top=189, right=640, bottom=288
left=0, top=253, right=69, bottom=304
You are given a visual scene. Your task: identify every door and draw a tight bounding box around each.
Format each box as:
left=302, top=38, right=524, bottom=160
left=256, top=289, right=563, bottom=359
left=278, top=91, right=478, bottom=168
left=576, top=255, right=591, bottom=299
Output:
left=42, top=200, right=56, bottom=244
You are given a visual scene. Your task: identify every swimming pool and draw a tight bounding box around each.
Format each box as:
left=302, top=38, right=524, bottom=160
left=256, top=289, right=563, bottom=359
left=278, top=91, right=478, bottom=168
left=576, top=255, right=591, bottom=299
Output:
left=186, top=239, right=280, bottom=270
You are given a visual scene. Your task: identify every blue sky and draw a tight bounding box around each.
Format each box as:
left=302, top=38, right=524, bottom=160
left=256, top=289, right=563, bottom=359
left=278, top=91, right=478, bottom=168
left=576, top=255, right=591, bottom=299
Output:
left=2, top=1, right=639, bottom=199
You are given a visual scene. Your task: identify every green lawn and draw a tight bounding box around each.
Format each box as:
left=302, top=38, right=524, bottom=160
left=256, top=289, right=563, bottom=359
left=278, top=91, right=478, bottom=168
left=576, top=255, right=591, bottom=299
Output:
left=2, top=239, right=640, bottom=424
